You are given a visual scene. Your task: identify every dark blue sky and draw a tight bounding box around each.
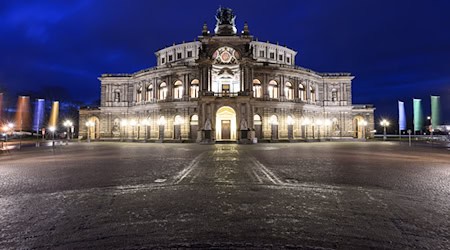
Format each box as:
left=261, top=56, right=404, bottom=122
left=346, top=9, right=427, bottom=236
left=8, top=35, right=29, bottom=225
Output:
left=1, top=0, right=449, bottom=123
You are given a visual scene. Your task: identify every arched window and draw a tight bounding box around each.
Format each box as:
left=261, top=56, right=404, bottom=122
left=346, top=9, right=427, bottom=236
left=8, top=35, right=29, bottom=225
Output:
left=287, top=115, right=294, bottom=125
left=136, top=87, right=143, bottom=103
left=253, top=79, right=262, bottom=98
left=268, top=80, right=278, bottom=99
left=253, top=114, right=262, bottom=125
left=174, top=115, right=184, bottom=125
left=159, top=82, right=167, bottom=100
left=146, top=84, right=153, bottom=101
left=173, top=80, right=183, bottom=99
left=284, top=82, right=293, bottom=100
left=310, top=86, right=316, bottom=102
left=331, top=88, right=338, bottom=102
left=190, top=79, right=199, bottom=98
left=114, top=89, right=121, bottom=102
left=299, top=83, right=306, bottom=101
left=269, top=115, right=278, bottom=125
left=190, top=114, right=199, bottom=125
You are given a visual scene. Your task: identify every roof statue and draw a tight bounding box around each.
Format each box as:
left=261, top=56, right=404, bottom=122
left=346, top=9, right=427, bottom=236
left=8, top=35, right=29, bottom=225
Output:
left=214, top=7, right=237, bottom=36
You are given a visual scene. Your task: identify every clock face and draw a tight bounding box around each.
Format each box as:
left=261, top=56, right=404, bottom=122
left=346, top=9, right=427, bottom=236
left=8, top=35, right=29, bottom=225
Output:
left=213, top=46, right=239, bottom=64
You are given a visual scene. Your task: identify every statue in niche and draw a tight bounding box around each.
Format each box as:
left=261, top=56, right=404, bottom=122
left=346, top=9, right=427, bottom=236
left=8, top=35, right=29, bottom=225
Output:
left=240, top=118, right=248, bottom=130
left=204, top=118, right=212, bottom=130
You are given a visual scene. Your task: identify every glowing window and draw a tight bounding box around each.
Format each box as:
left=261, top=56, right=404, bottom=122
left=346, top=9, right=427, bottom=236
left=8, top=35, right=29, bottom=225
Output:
left=254, top=114, right=262, bottom=125
left=159, top=82, right=167, bottom=100
left=284, top=82, right=293, bottom=100
left=190, top=79, right=199, bottom=98
left=268, top=80, right=278, bottom=99
left=252, top=79, right=262, bottom=98
left=310, top=86, right=316, bottom=102
left=173, top=80, right=183, bottom=99
left=146, top=84, right=153, bottom=101
left=299, top=83, right=306, bottom=101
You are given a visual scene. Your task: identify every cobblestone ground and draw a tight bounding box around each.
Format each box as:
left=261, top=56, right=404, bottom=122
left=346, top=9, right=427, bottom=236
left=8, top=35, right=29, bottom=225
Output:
left=0, top=142, right=449, bottom=249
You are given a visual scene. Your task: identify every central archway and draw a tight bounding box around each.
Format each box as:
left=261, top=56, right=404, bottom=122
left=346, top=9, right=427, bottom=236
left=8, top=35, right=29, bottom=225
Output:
left=215, top=106, right=237, bottom=141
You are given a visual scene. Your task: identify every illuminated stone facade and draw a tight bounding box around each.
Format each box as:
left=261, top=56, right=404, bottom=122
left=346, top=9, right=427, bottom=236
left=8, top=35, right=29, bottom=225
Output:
left=79, top=7, right=375, bottom=142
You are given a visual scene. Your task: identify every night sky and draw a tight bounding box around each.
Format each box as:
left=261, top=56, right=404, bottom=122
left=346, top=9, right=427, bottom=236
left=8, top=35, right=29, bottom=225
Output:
left=1, top=0, right=449, bottom=124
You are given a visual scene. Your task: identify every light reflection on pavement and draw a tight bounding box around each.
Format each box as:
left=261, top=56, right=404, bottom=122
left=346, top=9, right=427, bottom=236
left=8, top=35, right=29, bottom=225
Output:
left=0, top=142, right=449, bottom=249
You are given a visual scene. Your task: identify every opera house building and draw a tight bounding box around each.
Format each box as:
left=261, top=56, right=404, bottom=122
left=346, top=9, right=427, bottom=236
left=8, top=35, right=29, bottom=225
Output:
left=79, top=7, right=375, bottom=143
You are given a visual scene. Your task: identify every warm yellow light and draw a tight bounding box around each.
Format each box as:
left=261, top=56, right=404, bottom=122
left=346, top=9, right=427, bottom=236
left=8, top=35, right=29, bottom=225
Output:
left=120, top=119, right=128, bottom=126
left=287, top=116, right=294, bottom=125
left=2, top=125, right=8, bottom=132
left=63, top=120, right=73, bottom=127
left=302, top=117, right=311, bottom=126
left=316, top=119, right=323, bottom=126
left=157, top=116, right=167, bottom=126
left=358, top=120, right=367, bottom=126
left=85, top=121, right=95, bottom=127
left=324, top=119, right=332, bottom=126
left=380, top=119, right=390, bottom=127
left=129, top=119, right=137, bottom=126
left=142, top=119, right=151, bottom=126
left=174, top=116, right=184, bottom=125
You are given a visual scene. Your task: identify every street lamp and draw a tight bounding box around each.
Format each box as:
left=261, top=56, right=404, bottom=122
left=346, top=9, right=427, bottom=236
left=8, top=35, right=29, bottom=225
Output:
left=49, top=126, right=56, bottom=147
left=380, top=119, right=390, bottom=141
left=301, top=117, right=311, bottom=140
left=2, top=123, right=13, bottom=149
left=85, top=121, right=95, bottom=143
left=358, top=120, right=368, bottom=139
left=63, top=120, right=73, bottom=145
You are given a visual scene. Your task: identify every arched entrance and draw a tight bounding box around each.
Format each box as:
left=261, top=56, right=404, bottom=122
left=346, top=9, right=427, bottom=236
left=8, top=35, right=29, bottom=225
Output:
left=87, top=116, right=100, bottom=139
left=215, top=106, right=237, bottom=141
left=353, top=116, right=365, bottom=139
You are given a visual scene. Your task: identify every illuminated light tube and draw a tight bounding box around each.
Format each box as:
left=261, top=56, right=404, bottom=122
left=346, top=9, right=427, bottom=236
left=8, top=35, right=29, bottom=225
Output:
left=49, top=101, right=59, bottom=128
left=15, top=96, right=31, bottom=131
left=33, top=99, right=45, bottom=132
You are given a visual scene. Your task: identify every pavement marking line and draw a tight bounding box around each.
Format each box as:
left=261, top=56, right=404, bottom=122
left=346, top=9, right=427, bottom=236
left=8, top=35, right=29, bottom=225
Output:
left=248, top=156, right=283, bottom=185
left=173, top=152, right=206, bottom=184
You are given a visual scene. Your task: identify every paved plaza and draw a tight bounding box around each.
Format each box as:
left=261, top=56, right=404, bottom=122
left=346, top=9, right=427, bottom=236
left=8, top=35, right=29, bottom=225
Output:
left=0, top=142, right=449, bottom=249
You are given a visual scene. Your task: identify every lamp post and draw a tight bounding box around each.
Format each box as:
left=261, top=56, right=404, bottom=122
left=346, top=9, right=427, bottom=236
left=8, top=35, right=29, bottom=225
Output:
left=301, top=118, right=311, bottom=141
left=85, top=121, right=95, bottom=143
left=63, top=120, right=73, bottom=145
left=358, top=120, right=368, bottom=140
left=49, top=126, right=56, bottom=147
left=2, top=123, right=13, bottom=149
left=380, top=119, right=390, bottom=141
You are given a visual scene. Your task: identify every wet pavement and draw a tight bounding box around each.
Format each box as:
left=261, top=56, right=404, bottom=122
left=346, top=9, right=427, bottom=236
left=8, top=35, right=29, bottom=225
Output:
left=0, top=142, right=449, bottom=249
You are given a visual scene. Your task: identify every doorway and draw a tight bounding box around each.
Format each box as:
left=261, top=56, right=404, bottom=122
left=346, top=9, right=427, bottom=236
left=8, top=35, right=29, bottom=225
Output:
left=221, top=120, right=231, bottom=139
left=215, top=106, right=236, bottom=140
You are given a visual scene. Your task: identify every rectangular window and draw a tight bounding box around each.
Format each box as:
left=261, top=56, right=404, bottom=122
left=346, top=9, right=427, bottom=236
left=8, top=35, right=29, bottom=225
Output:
left=187, top=51, right=193, bottom=57
left=279, top=55, right=283, bottom=61
left=161, top=57, right=165, bottom=64
left=168, top=55, right=173, bottom=61
left=286, top=57, right=291, bottom=63
left=177, top=52, right=182, bottom=59
left=270, top=52, right=275, bottom=59
left=259, top=51, right=264, bottom=57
